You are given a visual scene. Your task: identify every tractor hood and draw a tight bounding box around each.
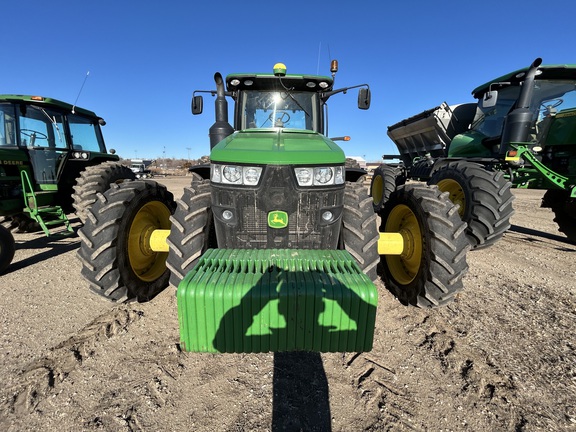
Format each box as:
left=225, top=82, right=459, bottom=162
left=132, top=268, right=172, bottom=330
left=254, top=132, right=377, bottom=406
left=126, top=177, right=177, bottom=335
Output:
left=210, top=129, right=345, bottom=165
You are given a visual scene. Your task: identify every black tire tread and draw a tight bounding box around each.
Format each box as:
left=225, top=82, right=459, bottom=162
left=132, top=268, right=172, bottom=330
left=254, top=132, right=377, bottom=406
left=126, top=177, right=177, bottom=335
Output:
left=429, top=161, right=515, bottom=249
left=370, top=164, right=400, bottom=213
left=0, top=224, right=15, bottom=274
left=342, top=182, right=381, bottom=282
left=72, top=161, right=136, bottom=224
left=166, top=180, right=213, bottom=288
left=77, top=180, right=175, bottom=302
left=380, top=183, right=469, bottom=308
left=542, top=189, right=576, bottom=243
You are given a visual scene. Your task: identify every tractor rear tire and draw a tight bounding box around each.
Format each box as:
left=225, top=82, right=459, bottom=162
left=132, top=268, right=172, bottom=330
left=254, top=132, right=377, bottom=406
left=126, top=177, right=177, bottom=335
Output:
left=166, top=180, right=215, bottom=288
left=72, top=161, right=136, bottom=224
left=380, top=183, right=469, bottom=308
left=0, top=224, right=15, bottom=274
left=429, top=161, right=515, bottom=249
left=77, top=180, right=176, bottom=302
left=542, top=189, right=576, bottom=243
left=370, top=164, right=402, bottom=213
left=341, top=182, right=380, bottom=282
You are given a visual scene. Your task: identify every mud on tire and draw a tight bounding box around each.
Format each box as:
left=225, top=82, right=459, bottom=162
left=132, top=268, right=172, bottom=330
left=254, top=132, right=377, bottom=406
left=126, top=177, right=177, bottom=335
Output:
left=166, top=180, right=216, bottom=288
left=429, top=161, right=515, bottom=249
left=77, top=180, right=176, bottom=302
left=380, top=183, right=469, bottom=308
left=341, top=182, right=380, bottom=282
left=72, top=161, right=136, bottom=224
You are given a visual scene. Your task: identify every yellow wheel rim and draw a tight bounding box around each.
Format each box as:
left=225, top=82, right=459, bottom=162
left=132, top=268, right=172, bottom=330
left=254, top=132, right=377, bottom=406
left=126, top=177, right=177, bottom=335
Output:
left=371, top=174, right=383, bottom=206
left=436, top=179, right=465, bottom=217
left=384, top=204, right=422, bottom=285
left=128, top=201, right=171, bottom=282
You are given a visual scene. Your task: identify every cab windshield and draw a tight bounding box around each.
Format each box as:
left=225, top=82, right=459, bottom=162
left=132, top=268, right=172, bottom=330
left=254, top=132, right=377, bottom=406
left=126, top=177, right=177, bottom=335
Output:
left=531, top=79, right=576, bottom=124
left=471, top=79, right=576, bottom=141
left=238, top=90, right=318, bottom=131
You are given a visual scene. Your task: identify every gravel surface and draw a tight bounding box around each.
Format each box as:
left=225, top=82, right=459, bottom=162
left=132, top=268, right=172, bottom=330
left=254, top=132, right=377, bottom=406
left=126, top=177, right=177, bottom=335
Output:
left=0, top=177, right=574, bottom=431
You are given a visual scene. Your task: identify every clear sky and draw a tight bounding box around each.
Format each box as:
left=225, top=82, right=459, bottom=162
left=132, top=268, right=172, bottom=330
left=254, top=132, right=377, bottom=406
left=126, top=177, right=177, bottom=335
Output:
left=3, top=1, right=575, bottom=162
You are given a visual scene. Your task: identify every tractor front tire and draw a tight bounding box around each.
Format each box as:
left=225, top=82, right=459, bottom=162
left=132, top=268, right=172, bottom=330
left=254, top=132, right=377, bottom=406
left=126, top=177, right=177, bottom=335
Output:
left=166, top=180, right=215, bottom=288
left=429, top=161, right=515, bottom=249
left=0, top=224, right=15, bottom=274
left=380, top=183, right=469, bottom=308
left=341, top=182, right=380, bottom=282
left=73, top=161, right=136, bottom=224
left=370, top=164, right=402, bottom=213
left=77, top=180, right=176, bottom=302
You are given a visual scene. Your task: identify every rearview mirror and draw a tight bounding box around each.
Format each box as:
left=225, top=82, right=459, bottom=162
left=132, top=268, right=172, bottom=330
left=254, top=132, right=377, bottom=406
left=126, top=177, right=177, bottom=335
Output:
left=358, top=88, right=371, bottom=110
left=192, top=95, right=203, bottom=115
left=480, top=90, right=498, bottom=109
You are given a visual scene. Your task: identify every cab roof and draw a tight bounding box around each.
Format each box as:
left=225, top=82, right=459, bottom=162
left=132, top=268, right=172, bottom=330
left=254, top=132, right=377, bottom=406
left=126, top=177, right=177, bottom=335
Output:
left=472, top=64, right=576, bottom=99
left=0, top=94, right=98, bottom=117
left=225, top=73, right=334, bottom=92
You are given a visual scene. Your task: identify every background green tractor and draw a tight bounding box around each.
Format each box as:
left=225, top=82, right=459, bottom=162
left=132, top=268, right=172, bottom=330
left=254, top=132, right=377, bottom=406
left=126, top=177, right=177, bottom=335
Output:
left=0, top=95, right=135, bottom=273
left=373, top=58, right=576, bottom=248
left=77, top=61, right=469, bottom=353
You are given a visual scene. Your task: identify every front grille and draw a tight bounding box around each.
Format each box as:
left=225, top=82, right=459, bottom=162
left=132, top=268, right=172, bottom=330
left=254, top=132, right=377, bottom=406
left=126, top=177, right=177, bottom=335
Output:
left=212, top=166, right=343, bottom=249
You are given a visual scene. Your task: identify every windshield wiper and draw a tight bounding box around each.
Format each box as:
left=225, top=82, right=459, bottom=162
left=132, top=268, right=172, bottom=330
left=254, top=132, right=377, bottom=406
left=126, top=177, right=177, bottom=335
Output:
left=278, top=78, right=311, bottom=118
left=39, top=108, right=63, bottom=144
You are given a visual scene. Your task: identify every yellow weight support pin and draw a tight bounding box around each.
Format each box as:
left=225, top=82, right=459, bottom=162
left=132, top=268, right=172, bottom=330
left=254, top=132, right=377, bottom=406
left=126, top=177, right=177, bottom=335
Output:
left=377, top=232, right=404, bottom=255
left=150, top=231, right=404, bottom=256
left=149, top=229, right=170, bottom=252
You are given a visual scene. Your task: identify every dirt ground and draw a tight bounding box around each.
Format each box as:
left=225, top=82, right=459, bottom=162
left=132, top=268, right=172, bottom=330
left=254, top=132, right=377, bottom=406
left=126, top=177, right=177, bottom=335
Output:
left=0, top=177, right=574, bottom=432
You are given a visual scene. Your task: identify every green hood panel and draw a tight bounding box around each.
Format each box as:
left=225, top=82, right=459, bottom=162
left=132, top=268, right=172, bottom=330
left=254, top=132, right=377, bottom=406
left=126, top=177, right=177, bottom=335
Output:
left=210, top=129, right=345, bottom=165
left=448, top=131, right=493, bottom=158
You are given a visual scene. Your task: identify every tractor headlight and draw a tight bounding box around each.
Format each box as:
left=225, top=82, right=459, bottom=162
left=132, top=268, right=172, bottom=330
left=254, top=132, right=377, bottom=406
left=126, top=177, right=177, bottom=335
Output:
left=211, top=164, right=263, bottom=185
left=243, top=167, right=261, bottom=185
left=294, top=168, right=313, bottom=186
left=314, top=167, right=333, bottom=184
left=294, top=166, right=345, bottom=186
left=223, top=165, right=242, bottom=183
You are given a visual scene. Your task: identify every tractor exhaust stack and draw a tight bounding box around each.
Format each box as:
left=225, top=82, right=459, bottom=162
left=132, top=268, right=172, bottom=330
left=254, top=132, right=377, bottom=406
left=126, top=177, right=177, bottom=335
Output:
left=209, top=72, right=234, bottom=149
left=500, top=57, right=543, bottom=154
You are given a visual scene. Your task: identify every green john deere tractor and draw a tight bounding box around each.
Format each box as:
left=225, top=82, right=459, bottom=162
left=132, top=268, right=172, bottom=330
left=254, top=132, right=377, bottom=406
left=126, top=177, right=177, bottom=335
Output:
left=373, top=58, right=576, bottom=248
left=77, top=61, right=469, bottom=353
left=0, top=95, right=135, bottom=273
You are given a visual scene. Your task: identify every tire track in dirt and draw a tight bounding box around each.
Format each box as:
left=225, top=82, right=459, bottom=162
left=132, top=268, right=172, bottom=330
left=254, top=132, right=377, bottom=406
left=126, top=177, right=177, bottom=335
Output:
left=341, top=281, right=529, bottom=431
left=1, top=306, right=144, bottom=419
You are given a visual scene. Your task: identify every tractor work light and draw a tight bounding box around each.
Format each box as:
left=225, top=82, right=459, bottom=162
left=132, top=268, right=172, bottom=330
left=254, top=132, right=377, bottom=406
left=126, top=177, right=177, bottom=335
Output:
left=294, top=166, right=345, bottom=186
left=211, top=164, right=263, bottom=185
left=72, top=151, right=89, bottom=160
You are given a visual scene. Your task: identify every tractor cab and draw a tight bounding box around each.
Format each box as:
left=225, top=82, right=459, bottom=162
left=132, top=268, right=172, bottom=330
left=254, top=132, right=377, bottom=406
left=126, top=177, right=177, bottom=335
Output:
left=450, top=63, right=576, bottom=160
left=192, top=62, right=371, bottom=148
left=0, top=95, right=119, bottom=234
left=225, top=66, right=333, bottom=133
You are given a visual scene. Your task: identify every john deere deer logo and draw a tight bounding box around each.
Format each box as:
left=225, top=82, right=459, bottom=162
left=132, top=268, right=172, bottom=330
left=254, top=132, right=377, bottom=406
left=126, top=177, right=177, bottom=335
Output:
left=268, top=211, right=288, bottom=229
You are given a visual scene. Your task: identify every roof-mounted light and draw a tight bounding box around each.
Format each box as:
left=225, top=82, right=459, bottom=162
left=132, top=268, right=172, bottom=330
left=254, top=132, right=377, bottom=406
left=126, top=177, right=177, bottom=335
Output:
left=273, top=63, right=287, bottom=77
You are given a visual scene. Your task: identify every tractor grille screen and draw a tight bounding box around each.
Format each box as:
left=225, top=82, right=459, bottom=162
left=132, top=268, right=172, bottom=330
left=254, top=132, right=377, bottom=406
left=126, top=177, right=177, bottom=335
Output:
left=211, top=166, right=343, bottom=250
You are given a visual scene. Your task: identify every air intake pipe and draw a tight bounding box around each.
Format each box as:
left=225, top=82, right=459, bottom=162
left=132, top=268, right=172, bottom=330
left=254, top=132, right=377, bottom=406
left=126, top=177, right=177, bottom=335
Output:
left=209, top=72, right=234, bottom=149
left=500, top=58, right=542, bottom=155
